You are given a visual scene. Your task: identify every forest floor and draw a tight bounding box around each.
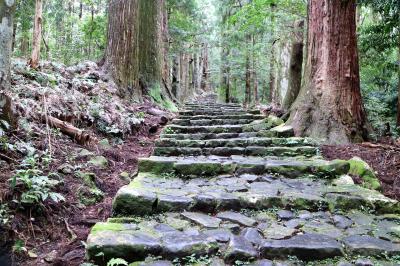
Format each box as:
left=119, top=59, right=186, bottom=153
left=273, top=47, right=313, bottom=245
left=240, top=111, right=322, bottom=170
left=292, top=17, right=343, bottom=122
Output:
left=1, top=61, right=399, bottom=265
left=322, top=140, right=400, bottom=201
left=0, top=60, right=173, bottom=265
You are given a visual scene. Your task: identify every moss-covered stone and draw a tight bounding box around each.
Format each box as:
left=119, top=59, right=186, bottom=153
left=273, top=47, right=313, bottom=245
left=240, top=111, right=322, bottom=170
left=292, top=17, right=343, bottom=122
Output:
left=139, top=157, right=175, bottom=174
left=348, top=157, right=381, bottom=191
left=243, top=115, right=284, bottom=132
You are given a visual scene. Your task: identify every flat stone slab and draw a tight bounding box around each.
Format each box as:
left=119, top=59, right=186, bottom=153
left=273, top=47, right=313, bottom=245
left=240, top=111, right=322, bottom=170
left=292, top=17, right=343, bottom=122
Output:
left=260, top=233, right=343, bottom=260
left=138, top=156, right=350, bottom=179
left=156, top=137, right=318, bottom=149
left=165, top=124, right=245, bottom=134
left=154, top=146, right=318, bottom=157
left=343, top=235, right=400, bottom=256
left=217, top=211, right=257, bottom=227
left=181, top=212, right=221, bottom=228
left=113, top=174, right=399, bottom=216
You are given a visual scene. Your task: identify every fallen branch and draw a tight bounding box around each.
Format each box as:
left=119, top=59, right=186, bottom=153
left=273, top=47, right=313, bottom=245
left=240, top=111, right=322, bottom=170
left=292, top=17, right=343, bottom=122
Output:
left=360, top=142, right=400, bottom=152
left=41, top=115, right=96, bottom=145
left=0, top=152, right=17, bottom=163
left=146, top=108, right=170, bottom=125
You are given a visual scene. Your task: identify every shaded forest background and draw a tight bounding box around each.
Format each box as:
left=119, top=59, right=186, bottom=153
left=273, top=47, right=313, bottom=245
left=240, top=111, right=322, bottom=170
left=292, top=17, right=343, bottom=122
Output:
left=11, top=0, right=400, bottom=137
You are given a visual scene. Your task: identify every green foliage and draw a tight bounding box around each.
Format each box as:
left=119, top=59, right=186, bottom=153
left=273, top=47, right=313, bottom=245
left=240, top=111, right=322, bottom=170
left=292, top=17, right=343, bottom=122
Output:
left=357, top=2, right=399, bottom=135
left=107, top=258, right=128, bottom=266
left=10, top=153, right=65, bottom=207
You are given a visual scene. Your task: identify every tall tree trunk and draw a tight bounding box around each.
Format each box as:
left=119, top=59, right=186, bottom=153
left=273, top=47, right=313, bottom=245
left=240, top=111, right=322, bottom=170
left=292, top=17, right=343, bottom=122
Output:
left=192, top=54, right=199, bottom=93
left=28, top=0, right=43, bottom=69
left=282, top=20, right=305, bottom=110
left=201, top=43, right=209, bottom=91
left=172, top=55, right=180, bottom=98
left=104, top=0, right=140, bottom=99
left=138, top=0, right=163, bottom=92
left=268, top=43, right=276, bottom=103
left=245, top=35, right=252, bottom=106
left=0, top=0, right=17, bottom=126
left=252, top=35, right=258, bottom=104
left=397, top=36, right=400, bottom=127
left=221, top=47, right=230, bottom=103
left=288, top=0, right=368, bottom=144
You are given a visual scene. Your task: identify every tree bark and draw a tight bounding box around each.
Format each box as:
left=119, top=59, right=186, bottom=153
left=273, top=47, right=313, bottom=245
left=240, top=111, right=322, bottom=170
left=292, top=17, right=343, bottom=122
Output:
left=200, top=43, right=209, bottom=91
left=282, top=20, right=305, bottom=110
left=0, top=0, right=16, bottom=126
left=172, top=55, right=180, bottom=98
left=28, top=0, right=43, bottom=69
left=138, top=0, right=163, bottom=92
left=288, top=0, right=368, bottom=144
left=252, top=35, right=258, bottom=104
left=245, top=35, right=251, bottom=106
left=104, top=0, right=140, bottom=99
left=397, top=36, right=400, bottom=127
left=268, top=46, right=276, bottom=104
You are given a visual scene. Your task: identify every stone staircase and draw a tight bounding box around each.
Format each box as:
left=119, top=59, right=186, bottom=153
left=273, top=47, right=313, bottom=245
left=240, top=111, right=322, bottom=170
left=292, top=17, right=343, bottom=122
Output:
left=86, top=95, right=400, bottom=266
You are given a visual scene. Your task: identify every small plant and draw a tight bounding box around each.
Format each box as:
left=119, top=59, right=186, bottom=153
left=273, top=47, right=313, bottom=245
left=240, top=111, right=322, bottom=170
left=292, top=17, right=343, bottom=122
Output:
left=10, top=153, right=65, bottom=207
left=107, top=258, right=128, bottom=266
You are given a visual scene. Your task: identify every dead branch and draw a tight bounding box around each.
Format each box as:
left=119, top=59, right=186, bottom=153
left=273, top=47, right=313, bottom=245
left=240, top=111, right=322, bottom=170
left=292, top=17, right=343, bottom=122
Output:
left=41, top=115, right=96, bottom=145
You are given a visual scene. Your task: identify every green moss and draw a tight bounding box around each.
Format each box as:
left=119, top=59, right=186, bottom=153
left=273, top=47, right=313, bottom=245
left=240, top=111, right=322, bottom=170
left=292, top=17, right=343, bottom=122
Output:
left=138, top=158, right=175, bottom=174
left=90, top=222, right=125, bottom=234
left=348, top=157, right=381, bottom=191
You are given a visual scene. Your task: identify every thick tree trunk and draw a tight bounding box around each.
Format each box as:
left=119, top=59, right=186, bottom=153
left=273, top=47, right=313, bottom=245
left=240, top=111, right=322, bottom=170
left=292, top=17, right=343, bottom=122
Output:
left=192, top=54, right=199, bottom=93
left=138, top=0, right=163, bottom=91
left=268, top=43, right=276, bottom=103
left=221, top=48, right=230, bottom=103
left=252, top=35, right=258, bottom=104
left=0, top=0, right=16, bottom=126
left=172, top=55, right=180, bottom=98
left=104, top=0, right=140, bottom=99
left=288, top=0, right=368, bottom=144
left=397, top=36, right=400, bottom=126
left=28, top=0, right=43, bottom=69
left=245, top=38, right=251, bottom=106
left=200, top=43, right=209, bottom=91
left=282, top=20, right=304, bottom=110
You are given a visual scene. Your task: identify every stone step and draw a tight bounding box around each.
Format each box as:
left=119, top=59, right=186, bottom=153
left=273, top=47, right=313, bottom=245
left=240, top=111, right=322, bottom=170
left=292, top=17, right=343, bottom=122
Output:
left=179, top=110, right=259, bottom=116
left=87, top=207, right=400, bottom=264
left=161, top=126, right=294, bottom=140
left=172, top=118, right=256, bottom=126
left=178, top=114, right=265, bottom=120
left=138, top=156, right=350, bottom=179
left=185, top=103, right=242, bottom=107
left=164, top=124, right=245, bottom=134
left=112, top=174, right=399, bottom=216
left=153, top=146, right=318, bottom=157
left=156, top=137, right=318, bottom=148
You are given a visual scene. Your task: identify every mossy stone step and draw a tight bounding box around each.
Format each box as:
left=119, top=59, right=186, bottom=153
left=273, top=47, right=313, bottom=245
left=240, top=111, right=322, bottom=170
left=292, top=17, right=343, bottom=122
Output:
left=153, top=146, right=318, bottom=157
left=112, top=174, right=399, bottom=216
left=164, top=124, right=245, bottom=134
left=160, top=128, right=294, bottom=140
left=172, top=118, right=256, bottom=126
left=156, top=137, right=318, bottom=148
left=138, top=156, right=349, bottom=179
left=179, top=110, right=251, bottom=116
left=178, top=114, right=265, bottom=120
left=87, top=209, right=400, bottom=264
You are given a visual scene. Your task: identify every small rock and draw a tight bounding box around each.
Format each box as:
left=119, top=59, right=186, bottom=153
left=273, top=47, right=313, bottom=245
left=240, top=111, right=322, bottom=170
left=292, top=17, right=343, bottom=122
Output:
left=240, top=228, right=265, bottom=245
left=224, top=236, right=258, bottom=262
left=89, top=156, right=108, bottom=168
left=277, top=210, right=294, bottom=221
left=204, top=229, right=232, bottom=242
left=99, top=138, right=111, bottom=149
left=261, top=223, right=297, bottom=240
left=181, top=212, right=221, bottom=228
left=332, top=215, right=353, bottom=229
left=44, top=250, right=58, bottom=263
left=249, top=260, right=274, bottom=266
left=217, top=211, right=257, bottom=227
left=355, top=258, right=374, bottom=266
